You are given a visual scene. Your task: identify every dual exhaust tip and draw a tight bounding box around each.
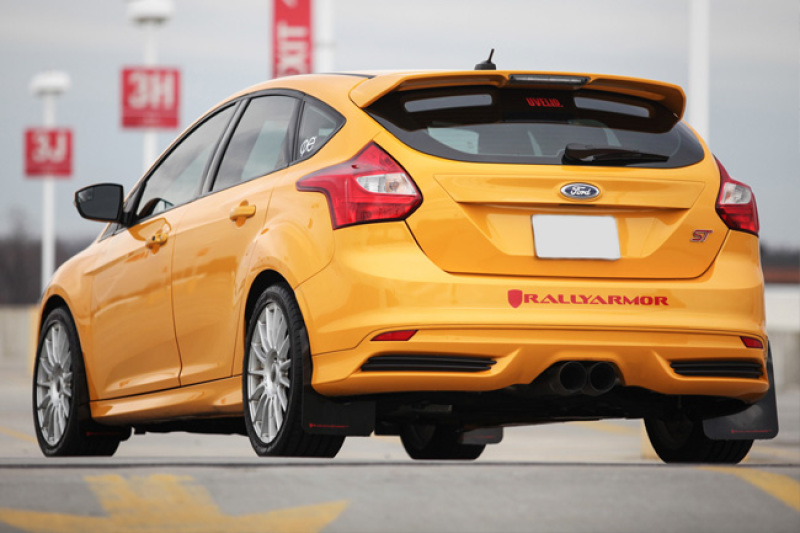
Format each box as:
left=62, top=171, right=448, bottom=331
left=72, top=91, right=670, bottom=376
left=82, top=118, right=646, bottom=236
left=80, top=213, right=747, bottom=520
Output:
left=533, top=361, right=619, bottom=397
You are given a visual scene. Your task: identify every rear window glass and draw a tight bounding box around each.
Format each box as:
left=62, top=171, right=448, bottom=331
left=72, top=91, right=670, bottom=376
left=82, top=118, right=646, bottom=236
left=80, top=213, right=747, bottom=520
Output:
left=405, top=94, right=492, bottom=113
left=573, top=96, right=650, bottom=117
left=366, top=87, right=703, bottom=168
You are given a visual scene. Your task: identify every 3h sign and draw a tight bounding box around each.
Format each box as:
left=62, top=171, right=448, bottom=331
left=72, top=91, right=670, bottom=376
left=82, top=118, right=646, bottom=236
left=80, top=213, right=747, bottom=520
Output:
left=121, top=67, right=180, bottom=129
left=25, top=128, right=72, bottom=177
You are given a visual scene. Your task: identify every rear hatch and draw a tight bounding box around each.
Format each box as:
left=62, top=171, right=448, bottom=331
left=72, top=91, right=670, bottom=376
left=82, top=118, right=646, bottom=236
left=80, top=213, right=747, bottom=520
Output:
left=356, top=71, right=727, bottom=279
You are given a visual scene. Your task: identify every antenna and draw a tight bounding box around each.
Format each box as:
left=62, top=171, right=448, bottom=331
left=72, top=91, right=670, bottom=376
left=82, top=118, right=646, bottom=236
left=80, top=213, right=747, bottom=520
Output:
left=474, top=49, right=496, bottom=70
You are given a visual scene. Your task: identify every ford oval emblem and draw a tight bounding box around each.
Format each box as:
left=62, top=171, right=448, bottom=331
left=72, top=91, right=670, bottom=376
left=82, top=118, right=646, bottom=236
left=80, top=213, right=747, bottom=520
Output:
left=560, top=183, right=600, bottom=200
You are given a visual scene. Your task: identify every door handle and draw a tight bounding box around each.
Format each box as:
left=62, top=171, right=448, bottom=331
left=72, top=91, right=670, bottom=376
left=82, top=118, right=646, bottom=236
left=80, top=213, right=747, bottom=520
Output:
left=229, top=203, right=257, bottom=223
left=146, top=232, right=168, bottom=249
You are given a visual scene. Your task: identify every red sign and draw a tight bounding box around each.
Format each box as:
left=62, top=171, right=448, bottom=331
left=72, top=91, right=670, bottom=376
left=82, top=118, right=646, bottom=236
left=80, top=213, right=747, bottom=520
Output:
left=273, top=0, right=313, bottom=78
left=121, top=67, right=180, bottom=129
left=25, top=128, right=72, bottom=177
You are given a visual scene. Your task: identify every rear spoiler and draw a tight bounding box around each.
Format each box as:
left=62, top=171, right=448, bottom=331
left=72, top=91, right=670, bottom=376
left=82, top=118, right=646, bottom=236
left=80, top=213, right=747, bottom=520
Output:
left=349, top=70, right=685, bottom=119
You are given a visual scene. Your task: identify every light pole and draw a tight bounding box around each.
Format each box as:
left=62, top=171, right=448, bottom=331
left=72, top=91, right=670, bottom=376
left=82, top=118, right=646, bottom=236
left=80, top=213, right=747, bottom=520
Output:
left=688, top=0, right=710, bottom=143
left=315, top=0, right=335, bottom=73
left=126, top=0, right=174, bottom=172
left=30, top=70, right=70, bottom=293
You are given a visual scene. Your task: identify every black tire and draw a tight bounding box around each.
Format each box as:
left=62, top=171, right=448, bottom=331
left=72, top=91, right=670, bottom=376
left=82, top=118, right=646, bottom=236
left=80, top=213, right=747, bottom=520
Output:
left=645, top=415, right=753, bottom=464
left=32, top=307, right=125, bottom=457
left=400, top=423, right=485, bottom=461
left=242, top=283, right=344, bottom=458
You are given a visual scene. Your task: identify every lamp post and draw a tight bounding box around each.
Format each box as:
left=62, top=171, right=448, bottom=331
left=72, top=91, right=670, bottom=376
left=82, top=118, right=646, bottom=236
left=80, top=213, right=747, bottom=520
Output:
left=30, top=70, right=70, bottom=293
left=315, top=0, right=335, bottom=73
left=688, top=0, right=710, bottom=143
left=126, top=0, right=174, bottom=172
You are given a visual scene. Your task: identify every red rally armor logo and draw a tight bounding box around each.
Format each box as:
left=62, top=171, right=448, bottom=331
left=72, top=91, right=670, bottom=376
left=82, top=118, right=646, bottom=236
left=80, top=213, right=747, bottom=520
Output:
left=507, top=290, right=668, bottom=307
left=508, top=289, right=524, bottom=309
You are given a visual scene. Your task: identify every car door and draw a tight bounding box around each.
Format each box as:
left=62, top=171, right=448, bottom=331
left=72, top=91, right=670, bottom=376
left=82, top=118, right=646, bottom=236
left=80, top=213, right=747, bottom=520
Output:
left=87, top=105, right=236, bottom=400
left=170, top=94, right=300, bottom=386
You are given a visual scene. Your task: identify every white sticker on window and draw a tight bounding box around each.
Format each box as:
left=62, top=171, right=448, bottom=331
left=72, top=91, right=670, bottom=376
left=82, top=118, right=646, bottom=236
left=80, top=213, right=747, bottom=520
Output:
left=299, top=136, right=317, bottom=156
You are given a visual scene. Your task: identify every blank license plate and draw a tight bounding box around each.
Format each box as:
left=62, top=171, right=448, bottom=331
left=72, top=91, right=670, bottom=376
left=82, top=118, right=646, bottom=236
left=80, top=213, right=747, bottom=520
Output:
left=532, top=215, right=620, bottom=260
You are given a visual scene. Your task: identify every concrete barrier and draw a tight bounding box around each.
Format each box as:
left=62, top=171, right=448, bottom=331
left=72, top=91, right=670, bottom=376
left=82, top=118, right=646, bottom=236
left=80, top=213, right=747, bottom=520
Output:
left=0, top=305, right=36, bottom=374
left=765, top=285, right=800, bottom=392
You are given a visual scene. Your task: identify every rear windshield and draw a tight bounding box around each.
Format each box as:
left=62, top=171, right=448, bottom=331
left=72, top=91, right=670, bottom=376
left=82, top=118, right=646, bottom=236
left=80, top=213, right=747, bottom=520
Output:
left=366, top=87, right=704, bottom=168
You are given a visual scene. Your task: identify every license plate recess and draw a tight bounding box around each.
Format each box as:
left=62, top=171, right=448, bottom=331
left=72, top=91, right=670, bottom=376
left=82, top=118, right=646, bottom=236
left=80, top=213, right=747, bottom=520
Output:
left=532, top=215, right=620, bottom=260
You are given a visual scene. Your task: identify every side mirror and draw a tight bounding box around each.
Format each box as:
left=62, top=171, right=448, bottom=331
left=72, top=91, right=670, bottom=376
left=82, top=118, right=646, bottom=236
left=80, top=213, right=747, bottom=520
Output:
left=74, top=183, right=124, bottom=223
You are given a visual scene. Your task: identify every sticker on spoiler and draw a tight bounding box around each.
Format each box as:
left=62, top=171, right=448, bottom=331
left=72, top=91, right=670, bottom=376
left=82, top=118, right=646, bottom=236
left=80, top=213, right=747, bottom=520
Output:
left=508, top=290, right=668, bottom=309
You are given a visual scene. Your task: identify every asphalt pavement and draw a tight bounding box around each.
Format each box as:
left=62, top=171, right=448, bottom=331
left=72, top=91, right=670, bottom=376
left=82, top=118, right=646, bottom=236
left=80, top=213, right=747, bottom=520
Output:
left=1, top=360, right=798, bottom=533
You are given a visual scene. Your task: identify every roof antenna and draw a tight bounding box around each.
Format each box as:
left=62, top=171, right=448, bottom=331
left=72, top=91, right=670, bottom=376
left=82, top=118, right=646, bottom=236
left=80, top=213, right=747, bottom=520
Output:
left=474, top=49, right=496, bottom=70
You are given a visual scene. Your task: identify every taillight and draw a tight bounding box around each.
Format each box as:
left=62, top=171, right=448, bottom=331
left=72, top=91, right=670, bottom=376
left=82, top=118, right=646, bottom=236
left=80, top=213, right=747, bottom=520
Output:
left=296, top=143, right=422, bottom=229
left=715, top=158, right=759, bottom=236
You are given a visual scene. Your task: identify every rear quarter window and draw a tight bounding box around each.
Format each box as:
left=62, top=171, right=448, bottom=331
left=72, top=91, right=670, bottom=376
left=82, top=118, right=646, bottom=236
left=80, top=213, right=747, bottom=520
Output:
left=366, top=87, right=704, bottom=168
left=294, top=99, right=345, bottom=162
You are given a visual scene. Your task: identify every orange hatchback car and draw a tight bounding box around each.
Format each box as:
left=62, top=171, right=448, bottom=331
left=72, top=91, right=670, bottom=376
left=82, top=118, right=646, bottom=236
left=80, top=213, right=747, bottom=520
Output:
left=34, top=64, right=778, bottom=463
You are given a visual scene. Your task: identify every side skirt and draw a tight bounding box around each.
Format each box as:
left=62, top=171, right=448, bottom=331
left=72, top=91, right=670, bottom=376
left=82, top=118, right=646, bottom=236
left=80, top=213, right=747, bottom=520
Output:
left=90, top=376, right=243, bottom=426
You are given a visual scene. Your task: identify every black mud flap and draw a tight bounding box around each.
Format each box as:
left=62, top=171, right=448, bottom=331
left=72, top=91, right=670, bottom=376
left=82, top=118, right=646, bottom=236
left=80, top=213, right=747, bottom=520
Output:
left=302, top=385, right=375, bottom=436
left=459, top=427, right=503, bottom=445
left=703, top=346, right=779, bottom=441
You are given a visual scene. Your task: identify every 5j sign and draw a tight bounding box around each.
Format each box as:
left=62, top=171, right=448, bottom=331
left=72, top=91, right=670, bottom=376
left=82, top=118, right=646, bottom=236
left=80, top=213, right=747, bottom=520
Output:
left=25, top=128, right=72, bottom=177
left=121, top=67, right=180, bottom=129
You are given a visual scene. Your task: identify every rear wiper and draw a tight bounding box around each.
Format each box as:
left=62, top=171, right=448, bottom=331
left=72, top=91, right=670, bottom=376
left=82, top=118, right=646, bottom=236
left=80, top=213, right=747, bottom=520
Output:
left=563, top=143, right=669, bottom=165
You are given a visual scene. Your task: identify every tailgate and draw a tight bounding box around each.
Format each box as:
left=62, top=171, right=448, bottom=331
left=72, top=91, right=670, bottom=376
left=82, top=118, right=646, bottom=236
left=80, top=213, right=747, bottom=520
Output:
left=397, top=155, right=726, bottom=279
left=361, top=71, right=724, bottom=280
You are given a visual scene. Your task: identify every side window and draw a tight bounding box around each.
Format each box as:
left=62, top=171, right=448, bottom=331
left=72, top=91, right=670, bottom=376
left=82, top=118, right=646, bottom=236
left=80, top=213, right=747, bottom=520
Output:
left=136, top=106, right=235, bottom=220
left=295, top=100, right=344, bottom=161
left=212, top=96, right=298, bottom=192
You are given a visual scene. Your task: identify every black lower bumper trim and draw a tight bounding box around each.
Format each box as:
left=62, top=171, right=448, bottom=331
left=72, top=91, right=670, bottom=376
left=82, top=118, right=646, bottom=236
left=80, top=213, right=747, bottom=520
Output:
left=361, top=355, right=496, bottom=373
left=671, top=360, right=763, bottom=379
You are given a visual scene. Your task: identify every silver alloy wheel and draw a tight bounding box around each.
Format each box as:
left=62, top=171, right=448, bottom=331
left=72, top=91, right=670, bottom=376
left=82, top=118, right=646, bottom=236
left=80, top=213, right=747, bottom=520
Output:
left=35, top=322, right=73, bottom=446
left=247, top=301, right=292, bottom=444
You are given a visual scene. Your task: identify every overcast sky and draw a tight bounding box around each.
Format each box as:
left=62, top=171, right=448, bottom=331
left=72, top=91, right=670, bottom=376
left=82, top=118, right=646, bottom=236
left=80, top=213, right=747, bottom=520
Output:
left=1, top=0, right=798, bottom=248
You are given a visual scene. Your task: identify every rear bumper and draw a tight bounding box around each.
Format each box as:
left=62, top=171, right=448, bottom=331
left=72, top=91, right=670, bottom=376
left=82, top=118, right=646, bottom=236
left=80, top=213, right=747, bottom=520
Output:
left=295, top=223, right=767, bottom=402
left=311, top=327, right=767, bottom=401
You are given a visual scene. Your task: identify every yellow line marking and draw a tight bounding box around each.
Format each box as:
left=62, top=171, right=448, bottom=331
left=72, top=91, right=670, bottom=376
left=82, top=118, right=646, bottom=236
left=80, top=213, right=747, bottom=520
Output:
left=0, top=425, right=38, bottom=445
left=0, top=474, right=349, bottom=533
left=703, top=466, right=800, bottom=513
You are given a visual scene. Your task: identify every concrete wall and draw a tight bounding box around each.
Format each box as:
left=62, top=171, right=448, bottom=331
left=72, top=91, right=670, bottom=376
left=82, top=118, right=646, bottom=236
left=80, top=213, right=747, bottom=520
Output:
left=1, top=285, right=798, bottom=387
left=765, top=285, right=800, bottom=391
left=0, top=305, right=36, bottom=373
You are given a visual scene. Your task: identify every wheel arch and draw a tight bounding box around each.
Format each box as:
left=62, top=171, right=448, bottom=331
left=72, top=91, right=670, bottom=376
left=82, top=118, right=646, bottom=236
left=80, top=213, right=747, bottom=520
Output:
left=243, top=270, right=292, bottom=332
left=233, top=269, right=295, bottom=377
left=40, top=294, right=70, bottom=337
left=39, top=293, right=89, bottom=361
left=38, top=295, right=94, bottom=397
